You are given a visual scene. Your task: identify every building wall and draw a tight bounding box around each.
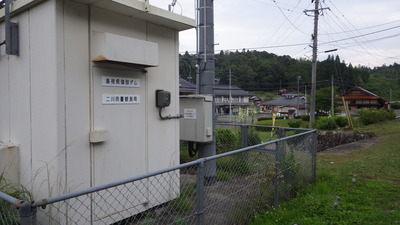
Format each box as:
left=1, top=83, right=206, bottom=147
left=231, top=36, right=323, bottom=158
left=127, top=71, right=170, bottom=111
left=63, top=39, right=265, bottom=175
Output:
left=0, top=0, right=182, bottom=206
left=0, top=0, right=63, bottom=197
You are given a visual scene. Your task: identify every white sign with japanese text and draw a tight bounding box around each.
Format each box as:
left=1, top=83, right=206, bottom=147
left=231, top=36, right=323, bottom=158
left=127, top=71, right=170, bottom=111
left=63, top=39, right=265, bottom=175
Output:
left=102, top=94, right=140, bottom=105
left=102, top=76, right=140, bottom=88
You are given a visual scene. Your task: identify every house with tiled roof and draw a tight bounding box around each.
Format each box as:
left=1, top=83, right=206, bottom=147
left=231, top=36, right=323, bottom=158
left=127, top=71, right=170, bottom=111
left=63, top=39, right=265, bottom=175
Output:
left=338, top=86, right=385, bottom=110
left=260, top=93, right=306, bottom=117
left=213, top=85, right=254, bottom=114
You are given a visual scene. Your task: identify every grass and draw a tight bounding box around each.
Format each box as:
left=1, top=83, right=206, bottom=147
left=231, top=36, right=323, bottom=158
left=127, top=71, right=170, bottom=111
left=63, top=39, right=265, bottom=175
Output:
left=250, top=120, right=400, bottom=225
left=0, top=173, right=33, bottom=224
left=168, top=184, right=196, bottom=214
left=216, top=155, right=252, bottom=181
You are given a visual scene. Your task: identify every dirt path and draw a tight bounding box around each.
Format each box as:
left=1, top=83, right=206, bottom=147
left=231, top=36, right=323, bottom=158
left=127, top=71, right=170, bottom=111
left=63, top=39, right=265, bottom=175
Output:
left=319, top=137, right=380, bottom=155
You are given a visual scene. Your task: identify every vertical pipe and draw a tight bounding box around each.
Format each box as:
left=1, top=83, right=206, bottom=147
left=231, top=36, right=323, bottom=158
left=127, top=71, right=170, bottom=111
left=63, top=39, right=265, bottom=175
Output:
left=197, top=0, right=216, bottom=185
left=18, top=202, right=36, bottom=225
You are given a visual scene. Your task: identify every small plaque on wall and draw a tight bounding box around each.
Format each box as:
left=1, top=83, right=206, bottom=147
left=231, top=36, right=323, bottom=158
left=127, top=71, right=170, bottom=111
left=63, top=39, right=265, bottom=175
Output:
left=102, top=94, right=140, bottom=105
left=102, top=76, right=140, bottom=88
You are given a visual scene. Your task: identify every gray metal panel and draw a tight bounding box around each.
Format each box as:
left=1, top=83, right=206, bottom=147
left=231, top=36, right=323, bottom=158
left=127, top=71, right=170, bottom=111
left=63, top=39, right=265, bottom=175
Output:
left=180, top=95, right=213, bottom=142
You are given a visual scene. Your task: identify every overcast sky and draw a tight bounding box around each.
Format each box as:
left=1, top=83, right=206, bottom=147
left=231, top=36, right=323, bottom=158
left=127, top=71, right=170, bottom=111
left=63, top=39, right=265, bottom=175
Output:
left=150, top=0, right=400, bottom=68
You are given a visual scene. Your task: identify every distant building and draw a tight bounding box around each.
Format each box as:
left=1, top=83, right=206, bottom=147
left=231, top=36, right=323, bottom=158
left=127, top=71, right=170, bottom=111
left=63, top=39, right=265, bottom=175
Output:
left=214, top=85, right=254, bottom=114
left=338, top=86, right=385, bottom=111
left=261, top=94, right=306, bottom=117
left=276, top=89, right=288, bottom=96
left=179, top=78, right=196, bottom=95
left=179, top=78, right=254, bottom=114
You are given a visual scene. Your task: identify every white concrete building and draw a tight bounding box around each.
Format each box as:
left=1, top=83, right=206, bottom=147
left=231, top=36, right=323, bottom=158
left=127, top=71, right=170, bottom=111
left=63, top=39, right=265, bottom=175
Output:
left=0, top=0, right=194, bottom=222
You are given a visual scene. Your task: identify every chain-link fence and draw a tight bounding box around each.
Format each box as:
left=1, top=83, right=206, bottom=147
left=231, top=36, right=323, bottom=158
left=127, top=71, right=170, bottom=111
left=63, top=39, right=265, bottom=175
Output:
left=0, top=125, right=316, bottom=225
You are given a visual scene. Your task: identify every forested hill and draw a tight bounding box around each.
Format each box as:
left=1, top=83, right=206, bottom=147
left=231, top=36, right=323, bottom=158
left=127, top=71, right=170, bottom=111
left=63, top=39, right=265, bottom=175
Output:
left=179, top=50, right=400, bottom=100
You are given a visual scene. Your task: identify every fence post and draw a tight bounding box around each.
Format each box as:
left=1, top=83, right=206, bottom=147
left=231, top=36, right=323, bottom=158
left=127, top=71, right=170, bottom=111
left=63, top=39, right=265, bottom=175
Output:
left=18, top=202, right=36, bottom=225
left=277, top=128, right=286, bottom=139
left=311, top=131, right=317, bottom=183
left=240, top=125, right=249, bottom=148
left=274, top=128, right=287, bottom=208
left=241, top=125, right=249, bottom=160
left=274, top=138, right=281, bottom=209
left=196, top=160, right=205, bottom=225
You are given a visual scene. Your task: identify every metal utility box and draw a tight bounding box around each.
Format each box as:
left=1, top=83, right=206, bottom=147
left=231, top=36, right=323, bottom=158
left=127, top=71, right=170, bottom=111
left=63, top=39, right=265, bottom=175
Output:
left=180, top=95, right=213, bottom=142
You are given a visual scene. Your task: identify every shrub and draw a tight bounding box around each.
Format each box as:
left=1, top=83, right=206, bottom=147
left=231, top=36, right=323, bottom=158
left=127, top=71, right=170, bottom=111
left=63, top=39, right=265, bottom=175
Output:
left=216, top=128, right=239, bottom=154
left=391, top=102, right=400, bottom=109
left=315, top=117, right=338, bottom=130
left=357, top=108, right=396, bottom=125
left=288, top=119, right=301, bottom=128
left=333, top=116, right=348, bottom=127
left=301, top=115, right=310, bottom=121
left=246, top=127, right=262, bottom=146
left=257, top=116, right=287, bottom=121
left=257, top=117, right=272, bottom=121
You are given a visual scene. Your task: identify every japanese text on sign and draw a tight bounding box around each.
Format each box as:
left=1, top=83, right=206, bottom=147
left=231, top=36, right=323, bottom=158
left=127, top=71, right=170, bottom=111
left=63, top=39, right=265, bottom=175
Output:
left=184, top=109, right=197, bottom=119
left=102, top=76, right=140, bottom=88
left=102, top=94, right=140, bottom=105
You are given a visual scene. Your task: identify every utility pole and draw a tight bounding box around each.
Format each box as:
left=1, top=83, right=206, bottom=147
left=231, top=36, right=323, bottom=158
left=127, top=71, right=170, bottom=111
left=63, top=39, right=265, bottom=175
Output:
left=307, top=0, right=320, bottom=128
left=297, top=76, right=301, bottom=116
left=196, top=0, right=216, bottom=185
left=305, top=84, right=308, bottom=115
left=229, top=68, right=232, bottom=122
left=331, top=75, right=334, bottom=115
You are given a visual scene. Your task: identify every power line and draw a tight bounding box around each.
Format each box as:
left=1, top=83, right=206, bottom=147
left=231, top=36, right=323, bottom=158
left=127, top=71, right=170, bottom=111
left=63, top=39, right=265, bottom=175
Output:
left=324, top=0, right=392, bottom=66
left=320, top=19, right=400, bottom=36
left=251, top=0, right=311, bottom=52
left=182, top=23, right=400, bottom=57
left=319, top=25, right=400, bottom=46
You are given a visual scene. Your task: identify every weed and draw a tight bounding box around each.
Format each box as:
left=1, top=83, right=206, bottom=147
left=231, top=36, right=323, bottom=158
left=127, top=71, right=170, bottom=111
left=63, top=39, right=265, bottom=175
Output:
left=172, top=216, right=188, bottom=225
left=0, top=172, right=33, bottom=225
left=216, top=155, right=251, bottom=180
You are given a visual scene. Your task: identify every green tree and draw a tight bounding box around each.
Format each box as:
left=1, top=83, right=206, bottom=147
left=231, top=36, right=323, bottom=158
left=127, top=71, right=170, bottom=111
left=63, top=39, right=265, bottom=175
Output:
left=315, top=86, right=339, bottom=113
left=179, top=52, right=196, bottom=83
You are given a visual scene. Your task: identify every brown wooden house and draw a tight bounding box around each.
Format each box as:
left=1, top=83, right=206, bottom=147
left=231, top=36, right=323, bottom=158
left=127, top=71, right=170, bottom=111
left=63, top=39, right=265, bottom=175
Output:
left=339, top=86, right=385, bottom=111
